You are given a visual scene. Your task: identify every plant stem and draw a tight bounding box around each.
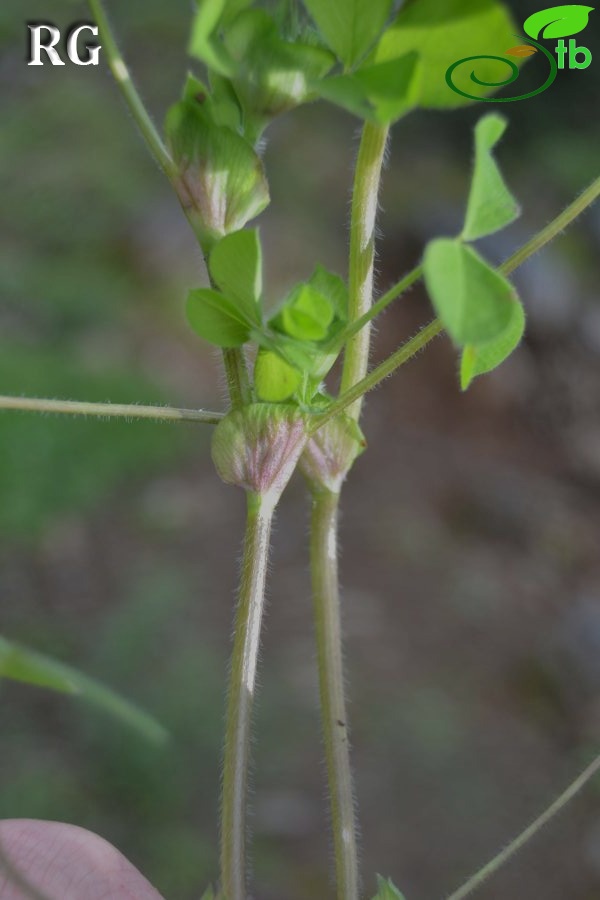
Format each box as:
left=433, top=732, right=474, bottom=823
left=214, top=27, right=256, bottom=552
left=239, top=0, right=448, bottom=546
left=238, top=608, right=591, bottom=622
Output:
left=0, top=395, right=223, bottom=424
left=307, top=123, right=389, bottom=899
left=446, top=752, right=600, bottom=900
left=313, top=319, right=444, bottom=434
left=88, top=0, right=175, bottom=179
left=340, top=122, right=390, bottom=422
left=502, top=173, right=600, bottom=275
left=222, top=348, right=252, bottom=410
left=327, top=264, right=422, bottom=353
left=311, top=489, right=359, bottom=900
left=88, top=0, right=251, bottom=410
left=221, top=492, right=274, bottom=900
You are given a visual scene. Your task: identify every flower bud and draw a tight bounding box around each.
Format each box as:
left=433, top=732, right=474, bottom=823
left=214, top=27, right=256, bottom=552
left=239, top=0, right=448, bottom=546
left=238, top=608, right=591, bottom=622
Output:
left=166, top=98, right=270, bottom=243
left=300, top=415, right=366, bottom=494
left=212, top=404, right=308, bottom=505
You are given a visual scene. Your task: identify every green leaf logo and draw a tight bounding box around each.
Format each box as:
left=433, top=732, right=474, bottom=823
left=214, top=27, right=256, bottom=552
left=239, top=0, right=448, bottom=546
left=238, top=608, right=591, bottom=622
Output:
left=523, top=5, right=594, bottom=40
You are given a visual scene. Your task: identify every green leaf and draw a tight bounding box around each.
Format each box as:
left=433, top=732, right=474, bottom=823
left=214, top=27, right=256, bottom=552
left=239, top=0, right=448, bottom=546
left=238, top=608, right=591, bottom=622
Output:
left=186, top=288, right=251, bottom=347
left=303, top=0, right=393, bottom=68
left=317, top=52, right=419, bottom=123
left=308, top=265, right=348, bottom=320
left=370, top=0, right=520, bottom=109
left=278, top=284, right=335, bottom=341
left=462, top=113, right=520, bottom=241
left=189, top=0, right=236, bottom=76
left=524, top=5, right=594, bottom=40
left=0, top=634, right=167, bottom=744
left=372, top=875, right=407, bottom=899
left=460, top=299, right=525, bottom=389
left=423, top=239, right=516, bottom=346
left=254, top=350, right=302, bottom=402
left=209, top=229, right=262, bottom=321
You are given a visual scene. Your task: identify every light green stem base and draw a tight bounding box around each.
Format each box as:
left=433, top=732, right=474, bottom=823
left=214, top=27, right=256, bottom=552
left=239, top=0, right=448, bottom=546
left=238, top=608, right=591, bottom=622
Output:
left=220, top=493, right=274, bottom=900
left=341, top=122, right=390, bottom=422
left=311, top=489, right=359, bottom=900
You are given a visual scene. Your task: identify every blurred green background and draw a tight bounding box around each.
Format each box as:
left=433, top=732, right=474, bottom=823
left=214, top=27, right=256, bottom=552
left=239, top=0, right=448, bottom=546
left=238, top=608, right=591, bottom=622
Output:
left=1, top=1, right=600, bottom=897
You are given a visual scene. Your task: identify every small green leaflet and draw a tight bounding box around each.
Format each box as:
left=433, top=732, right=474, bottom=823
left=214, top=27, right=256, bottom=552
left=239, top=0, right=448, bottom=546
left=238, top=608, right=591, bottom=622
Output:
left=317, top=53, right=418, bottom=123
left=423, top=239, right=516, bottom=346
left=189, top=0, right=236, bottom=76
left=186, top=288, right=251, bottom=347
left=372, top=875, right=407, bottom=899
left=279, top=284, right=334, bottom=341
left=303, top=0, right=393, bottom=69
left=254, top=350, right=302, bottom=402
left=0, top=635, right=167, bottom=744
left=524, top=5, right=594, bottom=40
left=209, top=229, right=263, bottom=321
left=370, top=0, right=519, bottom=109
left=460, top=299, right=525, bottom=389
left=307, top=265, right=348, bottom=320
left=462, top=114, right=520, bottom=241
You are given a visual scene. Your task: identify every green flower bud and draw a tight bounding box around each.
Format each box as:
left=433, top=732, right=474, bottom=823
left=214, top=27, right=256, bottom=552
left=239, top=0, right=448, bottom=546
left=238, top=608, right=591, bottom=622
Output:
left=225, top=10, right=334, bottom=123
left=212, top=404, right=308, bottom=504
left=166, top=96, right=269, bottom=243
left=300, top=415, right=366, bottom=493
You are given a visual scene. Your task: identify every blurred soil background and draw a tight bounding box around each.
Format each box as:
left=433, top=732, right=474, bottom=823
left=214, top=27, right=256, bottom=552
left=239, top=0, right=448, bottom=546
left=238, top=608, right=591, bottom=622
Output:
left=1, top=1, right=600, bottom=897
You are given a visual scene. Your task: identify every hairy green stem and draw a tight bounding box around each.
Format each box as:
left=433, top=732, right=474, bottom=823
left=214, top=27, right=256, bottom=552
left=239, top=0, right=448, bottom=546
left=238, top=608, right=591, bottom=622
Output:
left=308, top=122, right=389, bottom=899
left=311, top=489, right=359, bottom=900
left=340, top=122, right=390, bottom=422
left=446, top=752, right=600, bottom=900
left=222, top=349, right=252, bottom=410
left=88, top=0, right=251, bottom=410
left=88, top=0, right=175, bottom=179
left=503, top=174, right=600, bottom=275
left=313, top=319, right=443, bottom=434
left=0, top=395, right=223, bottom=424
left=328, top=264, right=422, bottom=353
left=221, top=493, right=274, bottom=900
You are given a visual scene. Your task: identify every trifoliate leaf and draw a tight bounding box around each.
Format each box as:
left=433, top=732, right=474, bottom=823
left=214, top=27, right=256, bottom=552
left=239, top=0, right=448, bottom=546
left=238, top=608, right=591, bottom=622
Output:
left=0, top=635, right=167, bottom=744
left=209, top=229, right=263, bottom=321
left=423, top=239, right=516, bottom=346
left=370, top=0, right=520, bottom=109
left=303, top=0, right=394, bottom=69
left=524, top=5, right=594, bottom=40
left=460, top=298, right=525, bottom=389
left=462, top=113, right=520, bottom=241
left=186, top=288, right=251, bottom=347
